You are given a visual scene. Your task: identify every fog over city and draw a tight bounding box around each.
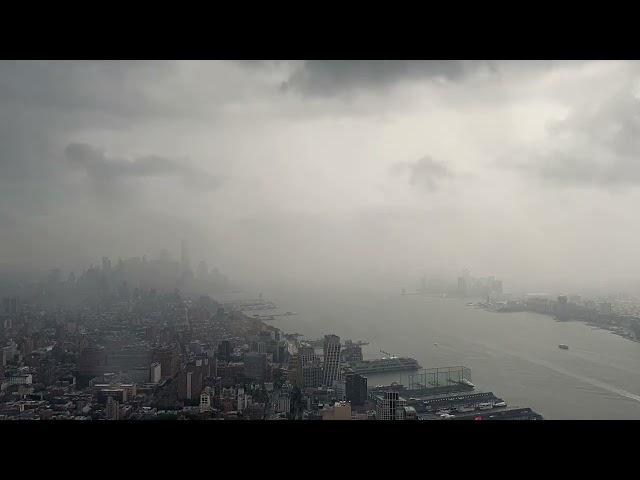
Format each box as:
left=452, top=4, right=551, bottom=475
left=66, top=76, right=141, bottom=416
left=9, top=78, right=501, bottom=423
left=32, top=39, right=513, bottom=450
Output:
left=3, top=60, right=640, bottom=295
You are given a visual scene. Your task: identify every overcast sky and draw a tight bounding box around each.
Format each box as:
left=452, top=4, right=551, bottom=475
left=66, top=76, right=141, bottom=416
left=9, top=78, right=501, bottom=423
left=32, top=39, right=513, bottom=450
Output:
left=2, top=60, right=640, bottom=294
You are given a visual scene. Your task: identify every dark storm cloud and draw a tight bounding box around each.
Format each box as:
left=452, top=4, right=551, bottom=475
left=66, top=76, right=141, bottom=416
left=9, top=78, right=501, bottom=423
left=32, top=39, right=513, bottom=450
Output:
left=280, top=61, right=474, bottom=96
left=516, top=87, right=640, bottom=189
left=65, top=143, right=222, bottom=193
left=392, top=156, right=456, bottom=192
left=276, top=60, right=574, bottom=97
left=0, top=61, right=178, bottom=121
left=0, top=61, right=189, bottom=194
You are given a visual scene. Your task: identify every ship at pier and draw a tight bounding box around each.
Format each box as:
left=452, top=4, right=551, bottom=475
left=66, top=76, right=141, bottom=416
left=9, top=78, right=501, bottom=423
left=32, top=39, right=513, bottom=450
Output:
left=345, top=357, right=421, bottom=375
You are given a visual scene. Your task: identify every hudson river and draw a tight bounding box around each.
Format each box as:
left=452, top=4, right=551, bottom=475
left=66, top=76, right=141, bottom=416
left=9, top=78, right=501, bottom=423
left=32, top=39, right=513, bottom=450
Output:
left=262, top=287, right=640, bottom=419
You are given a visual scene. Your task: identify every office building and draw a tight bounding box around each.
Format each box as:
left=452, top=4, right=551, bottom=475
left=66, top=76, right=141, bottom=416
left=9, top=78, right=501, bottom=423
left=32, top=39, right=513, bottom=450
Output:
left=345, top=374, right=367, bottom=406
left=2, top=297, right=18, bottom=316
left=237, top=387, right=252, bottom=412
left=102, top=257, right=111, bottom=273
left=332, top=379, right=346, bottom=401
left=322, top=334, right=341, bottom=387
left=178, top=362, right=204, bottom=401
left=217, top=340, right=232, bottom=363
left=457, top=277, right=467, bottom=296
left=341, top=340, right=363, bottom=363
left=180, top=239, right=191, bottom=274
left=298, top=346, right=322, bottom=389
left=277, top=394, right=290, bottom=414
left=376, top=391, right=406, bottom=420
left=598, top=302, right=613, bottom=315
left=152, top=345, right=180, bottom=380
left=77, top=346, right=109, bottom=386
left=106, top=396, right=120, bottom=420
left=200, top=392, right=212, bottom=412
left=244, top=352, right=269, bottom=383
left=150, top=362, right=162, bottom=383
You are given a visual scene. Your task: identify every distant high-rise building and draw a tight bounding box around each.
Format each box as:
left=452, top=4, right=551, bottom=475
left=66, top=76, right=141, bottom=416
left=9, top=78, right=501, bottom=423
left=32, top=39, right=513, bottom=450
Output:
left=457, top=277, right=467, bottom=296
left=598, top=302, right=612, bottom=315
left=152, top=345, right=180, bottom=380
left=150, top=362, right=162, bottom=383
left=102, top=256, right=111, bottom=273
left=250, top=341, right=266, bottom=354
left=178, top=362, right=205, bottom=401
left=106, top=396, right=120, bottom=420
left=323, top=335, right=341, bottom=387
left=287, top=353, right=301, bottom=387
left=200, top=392, right=212, bottom=412
left=159, top=249, right=170, bottom=262
left=244, top=352, right=269, bottom=383
left=180, top=239, right=191, bottom=274
left=47, top=269, right=61, bottom=286
left=345, top=374, right=367, bottom=406
left=277, top=394, right=290, bottom=414
left=2, top=297, right=18, bottom=316
left=217, top=340, right=232, bottom=363
left=197, top=260, right=208, bottom=281
left=78, top=346, right=108, bottom=384
left=341, top=340, right=363, bottom=363
left=298, top=346, right=322, bottom=388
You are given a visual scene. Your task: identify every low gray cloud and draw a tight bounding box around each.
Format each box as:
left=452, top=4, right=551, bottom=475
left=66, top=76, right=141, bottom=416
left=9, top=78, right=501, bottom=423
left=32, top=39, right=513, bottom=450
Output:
left=0, top=61, right=179, bottom=122
left=516, top=87, right=640, bottom=189
left=276, top=61, right=572, bottom=98
left=393, top=155, right=456, bottom=192
left=281, top=61, right=474, bottom=96
left=65, top=143, right=222, bottom=194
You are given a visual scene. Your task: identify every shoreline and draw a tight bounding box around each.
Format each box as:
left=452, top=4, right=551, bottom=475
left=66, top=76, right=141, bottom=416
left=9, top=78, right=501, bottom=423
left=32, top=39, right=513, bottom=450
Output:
left=479, top=306, right=640, bottom=345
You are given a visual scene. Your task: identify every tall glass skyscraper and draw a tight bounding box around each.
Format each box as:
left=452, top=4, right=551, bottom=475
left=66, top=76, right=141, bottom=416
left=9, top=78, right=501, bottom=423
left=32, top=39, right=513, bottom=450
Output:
left=322, top=334, right=341, bottom=387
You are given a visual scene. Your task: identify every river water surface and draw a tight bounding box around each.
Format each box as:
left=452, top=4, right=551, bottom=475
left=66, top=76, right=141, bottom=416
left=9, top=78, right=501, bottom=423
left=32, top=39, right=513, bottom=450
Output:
left=255, top=287, right=640, bottom=419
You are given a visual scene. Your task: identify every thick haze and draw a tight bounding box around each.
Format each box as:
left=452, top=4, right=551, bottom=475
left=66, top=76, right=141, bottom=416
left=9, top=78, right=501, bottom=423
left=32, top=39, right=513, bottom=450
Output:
left=2, top=60, right=640, bottom=295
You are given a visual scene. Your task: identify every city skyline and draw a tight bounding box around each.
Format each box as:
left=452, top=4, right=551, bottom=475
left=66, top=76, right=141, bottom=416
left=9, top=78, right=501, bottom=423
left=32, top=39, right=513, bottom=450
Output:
left=3, top=60, right=640, bottom=423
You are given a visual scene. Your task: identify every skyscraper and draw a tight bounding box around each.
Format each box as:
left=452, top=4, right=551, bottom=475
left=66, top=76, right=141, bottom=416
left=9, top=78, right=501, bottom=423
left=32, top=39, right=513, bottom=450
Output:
left=244, top=352, right=268, bottom=383
left=200, top=392, right=212, bottom=412
left=152, top=345, right=180, bottom=380
left=341, top=340, right=363, bottom=363
left=323, top=334, right=341, bottom=387
left=217, top=340, right=231, bottom=363
left=106, top=396, right=120, bottom=420
left=180, top=239, right=191, bottom=274
left=298, top=346, right=322, bottom=388
left=197, top=260, right=208, bottom=281
left=150, top=362, right=162, bottom=383
left=345, top=374, right=368, bottom=406
left=2, top=297, right=18, bottom=316
left=457, top=277, right=467, bottom=297
left=102, top=256, right=111, bottom=273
